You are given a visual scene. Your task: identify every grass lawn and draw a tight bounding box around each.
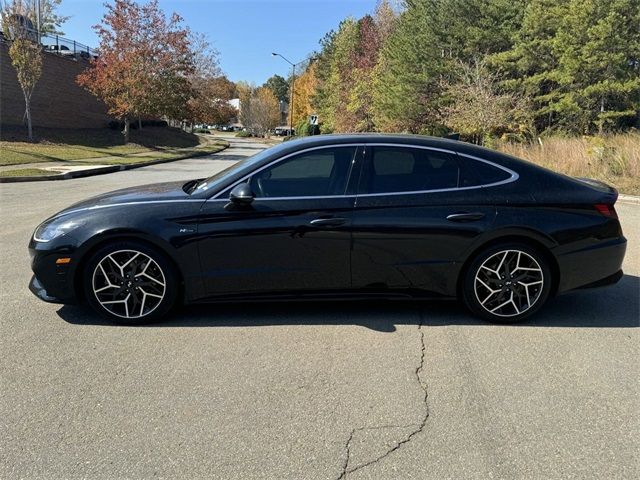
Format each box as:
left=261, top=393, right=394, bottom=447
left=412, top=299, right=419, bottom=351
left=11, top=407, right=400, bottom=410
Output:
left=0, top=126, right=228, bottom=166
left=0, top=168, right=53, bottom=177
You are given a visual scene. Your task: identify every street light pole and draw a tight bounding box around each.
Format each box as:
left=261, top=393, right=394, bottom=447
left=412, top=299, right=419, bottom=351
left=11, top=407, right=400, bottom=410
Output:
left=289, top=64, right=295, bottom=134
left=272, top=52, right=304, bottom=135
left=34, top=0, right=41, bottom=43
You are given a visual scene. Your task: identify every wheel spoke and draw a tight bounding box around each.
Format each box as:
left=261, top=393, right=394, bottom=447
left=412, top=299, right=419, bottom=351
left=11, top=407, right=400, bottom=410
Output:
left=121, top=253, right=139, bottom=270
left=95, top=284, right=117, bottom=293
left=139, top=288, right=162, bottom=299
left=139, top=291, right=147, bottom=317
left=136, top=272, right=165, bottom=286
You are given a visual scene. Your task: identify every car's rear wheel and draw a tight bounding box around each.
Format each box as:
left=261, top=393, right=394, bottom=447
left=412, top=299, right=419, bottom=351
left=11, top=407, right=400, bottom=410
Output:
left=462, top=243, right=552, bottom=323
left=83, top=241, right=178, bottom=324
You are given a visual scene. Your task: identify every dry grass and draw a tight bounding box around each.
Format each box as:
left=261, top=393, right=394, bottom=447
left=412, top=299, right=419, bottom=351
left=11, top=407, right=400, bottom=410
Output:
left=498, top=133, right=640, bottom=195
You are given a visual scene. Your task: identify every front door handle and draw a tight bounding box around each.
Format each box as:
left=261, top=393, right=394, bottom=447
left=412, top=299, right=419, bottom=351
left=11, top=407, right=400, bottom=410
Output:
left=309, top=217, right=347, bottom=227
left=446, top=212, right=486, bottom=222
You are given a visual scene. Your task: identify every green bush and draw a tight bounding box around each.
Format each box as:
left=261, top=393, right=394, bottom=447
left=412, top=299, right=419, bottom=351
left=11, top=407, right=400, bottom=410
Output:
left=236, top=131, right=252, bottom=137
left=193, top=128, right=210, bottom=134
left=295, top=119, right=321, bottom=137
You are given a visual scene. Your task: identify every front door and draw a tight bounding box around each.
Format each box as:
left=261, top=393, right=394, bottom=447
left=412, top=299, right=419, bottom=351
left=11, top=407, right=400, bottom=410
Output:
left=195, top=146, right=361, bottom=299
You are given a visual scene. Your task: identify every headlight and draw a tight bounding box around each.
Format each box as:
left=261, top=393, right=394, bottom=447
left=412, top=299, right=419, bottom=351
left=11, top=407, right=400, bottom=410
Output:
left=33, top=218, right=85, bottom=243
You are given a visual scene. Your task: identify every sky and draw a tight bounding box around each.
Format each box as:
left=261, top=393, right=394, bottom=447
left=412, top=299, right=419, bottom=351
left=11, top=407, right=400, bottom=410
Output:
left=57, top=0, right=378, bottom=85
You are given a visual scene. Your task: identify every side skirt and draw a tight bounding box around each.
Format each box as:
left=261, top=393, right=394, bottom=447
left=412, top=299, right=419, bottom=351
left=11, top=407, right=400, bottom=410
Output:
left=187, top=289, right=454, bottom=305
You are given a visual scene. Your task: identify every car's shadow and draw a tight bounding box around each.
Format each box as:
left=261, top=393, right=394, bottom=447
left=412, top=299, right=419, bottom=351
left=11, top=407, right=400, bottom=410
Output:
left=56, top=274, right=639, bottom=331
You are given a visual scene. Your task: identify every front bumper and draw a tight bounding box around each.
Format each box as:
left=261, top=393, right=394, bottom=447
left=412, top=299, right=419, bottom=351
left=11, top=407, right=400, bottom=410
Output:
left=29, top=241, right=80, bottom=305
left=29, top=275, right=66, bottom=304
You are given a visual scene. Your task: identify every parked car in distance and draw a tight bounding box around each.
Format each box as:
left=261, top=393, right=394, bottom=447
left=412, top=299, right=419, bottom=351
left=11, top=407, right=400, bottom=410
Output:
left=274, top=127, right=295, bottom=136
left=44, top=44, right=75, bottom=56
left=44, top=44, right=91, bottom=59
left=29, top=134, right=627, bottom=324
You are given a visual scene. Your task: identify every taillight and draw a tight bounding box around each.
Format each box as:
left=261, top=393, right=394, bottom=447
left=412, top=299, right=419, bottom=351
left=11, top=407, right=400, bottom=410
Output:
left=594, top=203, right=618, bottom=219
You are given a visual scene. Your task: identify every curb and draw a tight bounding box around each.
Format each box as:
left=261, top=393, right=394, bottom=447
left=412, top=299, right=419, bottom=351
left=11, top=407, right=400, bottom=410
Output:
left=0, top=143, right=229, bottom=183
left=618, top=194, right=640, bottom=205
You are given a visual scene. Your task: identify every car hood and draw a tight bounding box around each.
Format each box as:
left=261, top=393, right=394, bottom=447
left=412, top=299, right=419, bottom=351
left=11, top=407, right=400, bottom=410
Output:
left=55, top=180, right=197, bottom=217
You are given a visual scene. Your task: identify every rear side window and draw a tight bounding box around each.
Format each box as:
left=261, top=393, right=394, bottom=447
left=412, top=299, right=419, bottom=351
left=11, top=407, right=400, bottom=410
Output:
left=461, top=158, right=512, bottom=186
left=364, top=147, right=460, bottom=194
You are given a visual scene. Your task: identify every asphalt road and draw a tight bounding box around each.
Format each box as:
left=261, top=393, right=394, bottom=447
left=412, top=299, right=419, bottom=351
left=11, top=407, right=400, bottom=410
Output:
left=1, top=135, right=638, bottom=479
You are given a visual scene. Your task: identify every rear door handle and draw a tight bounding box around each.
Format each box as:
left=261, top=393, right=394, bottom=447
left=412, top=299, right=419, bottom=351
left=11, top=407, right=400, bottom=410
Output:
left=446, top=212, right=486, bottom=222
left=309, top=217, right=347, bottom=227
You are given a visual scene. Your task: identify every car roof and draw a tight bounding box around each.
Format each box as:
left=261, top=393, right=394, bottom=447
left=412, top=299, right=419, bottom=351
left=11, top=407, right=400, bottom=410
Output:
left=272, top=133, right=560, bottom=179
left=280, top=133, right=494, bottom=153
left=278, top=133, right=506, bottom=160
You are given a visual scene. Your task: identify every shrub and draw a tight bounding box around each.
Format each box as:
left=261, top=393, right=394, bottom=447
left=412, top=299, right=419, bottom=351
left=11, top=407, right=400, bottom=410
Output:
left=236, top=131, right=252, bottom=137
left=193, top=128, right=210, bottom=134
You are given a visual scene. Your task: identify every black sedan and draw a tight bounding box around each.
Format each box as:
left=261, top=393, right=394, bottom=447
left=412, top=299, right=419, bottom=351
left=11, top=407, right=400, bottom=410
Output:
left=29, top=134, right=627, bottom=324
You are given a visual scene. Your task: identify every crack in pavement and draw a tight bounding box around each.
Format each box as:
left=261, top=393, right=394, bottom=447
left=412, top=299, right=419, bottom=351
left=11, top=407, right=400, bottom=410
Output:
left=336, top=312, right=429, bottom=479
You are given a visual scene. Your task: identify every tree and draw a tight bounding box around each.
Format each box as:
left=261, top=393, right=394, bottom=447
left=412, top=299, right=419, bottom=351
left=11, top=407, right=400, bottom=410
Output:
left=77, top=0, right=193, bottom=143
left=36, top=0, right=69, bottom=35
left=346, top=14, right=391, bottom=132
left=371, top=0, right=526, bottom=134
left=371, top=1, right=445, bottom=133
left=491, top=0, right=640, bottom=134
left=263, top=74, right=289, bottom=103
left=291, top=61, right=318, bottom=130
left=239, top=85, right=280, bottom=137
left=440, top=60, right=533, bottom=143
left=313, top=18, right=359, bottom=132
left=187, top=76, right=237, bottom=127
left=184, top=33, right=237, bottom=128
left=553, top=0, right=640, bottom=133
left=1, top=0, right=43, bottom=140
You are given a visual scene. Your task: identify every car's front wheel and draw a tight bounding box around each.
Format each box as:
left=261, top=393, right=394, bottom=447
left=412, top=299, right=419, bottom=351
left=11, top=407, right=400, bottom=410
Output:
left=83, top=241, right=178, bottom=324
left=462, top=243, right=552, bottom=323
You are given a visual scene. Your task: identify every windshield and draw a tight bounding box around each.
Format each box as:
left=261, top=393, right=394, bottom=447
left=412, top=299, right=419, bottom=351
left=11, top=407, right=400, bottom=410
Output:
left=192, top=142, right=290, bottom=194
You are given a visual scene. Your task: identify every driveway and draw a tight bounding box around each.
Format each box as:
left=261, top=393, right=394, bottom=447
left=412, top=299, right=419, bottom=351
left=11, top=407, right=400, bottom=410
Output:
left=1, top=135, right=638, bottom=479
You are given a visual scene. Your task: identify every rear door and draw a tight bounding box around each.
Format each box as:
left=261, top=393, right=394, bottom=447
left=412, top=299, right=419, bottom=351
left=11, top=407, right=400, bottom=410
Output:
left=351, top=144, right=497, bottom=297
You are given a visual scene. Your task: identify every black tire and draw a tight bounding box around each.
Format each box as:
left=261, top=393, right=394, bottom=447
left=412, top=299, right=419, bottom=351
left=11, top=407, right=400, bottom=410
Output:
left=461, top=242, right=552, bottom=323
left=83, top=240, right=179, bottom=325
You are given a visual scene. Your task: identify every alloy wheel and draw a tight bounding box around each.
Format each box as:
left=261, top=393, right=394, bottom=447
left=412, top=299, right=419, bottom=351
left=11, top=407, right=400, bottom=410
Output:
left=474, top=249, right=544, bottom=318
left=92, top=249, right=166, bottom=319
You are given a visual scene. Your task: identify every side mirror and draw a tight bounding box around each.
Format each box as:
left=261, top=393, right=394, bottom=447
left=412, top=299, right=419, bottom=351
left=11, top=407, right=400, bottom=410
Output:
left=229, top=183, right=255, bottom=206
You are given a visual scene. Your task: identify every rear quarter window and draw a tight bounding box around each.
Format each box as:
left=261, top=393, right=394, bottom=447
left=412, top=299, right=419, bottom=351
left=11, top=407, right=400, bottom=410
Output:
left=461, top=158, right=513, bottom=186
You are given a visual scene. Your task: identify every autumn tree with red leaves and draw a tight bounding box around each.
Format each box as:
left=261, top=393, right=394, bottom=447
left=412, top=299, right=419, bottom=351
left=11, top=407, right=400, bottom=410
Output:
left=77, top=0, right=193, bottom=143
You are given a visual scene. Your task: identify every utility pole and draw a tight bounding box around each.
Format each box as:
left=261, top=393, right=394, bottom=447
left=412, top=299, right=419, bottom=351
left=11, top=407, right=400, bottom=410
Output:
left=272, top=52, right=304, bottom=135
left=34, top=0, right=41, bottom=43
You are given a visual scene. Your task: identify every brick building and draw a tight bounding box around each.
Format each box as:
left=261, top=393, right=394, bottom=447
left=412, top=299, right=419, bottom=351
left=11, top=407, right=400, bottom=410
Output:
left=0, top=40, right=113, bottom=130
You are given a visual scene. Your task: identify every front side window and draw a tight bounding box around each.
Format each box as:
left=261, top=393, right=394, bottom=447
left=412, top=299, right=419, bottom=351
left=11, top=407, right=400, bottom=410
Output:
left=363, top=147, right=461, bottom=194
left=248, top=147, right=357, bottom=198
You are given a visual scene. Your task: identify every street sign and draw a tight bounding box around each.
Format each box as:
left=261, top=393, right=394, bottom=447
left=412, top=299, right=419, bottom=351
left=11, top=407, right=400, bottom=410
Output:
left=309, top=115, right=318, bottom=125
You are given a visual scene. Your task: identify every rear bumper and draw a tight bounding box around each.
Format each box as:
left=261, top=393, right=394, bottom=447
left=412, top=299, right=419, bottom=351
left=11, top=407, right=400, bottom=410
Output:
left=577, top=269, right=623, bottom=289
left=556, top=237, right=627, bottom=293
